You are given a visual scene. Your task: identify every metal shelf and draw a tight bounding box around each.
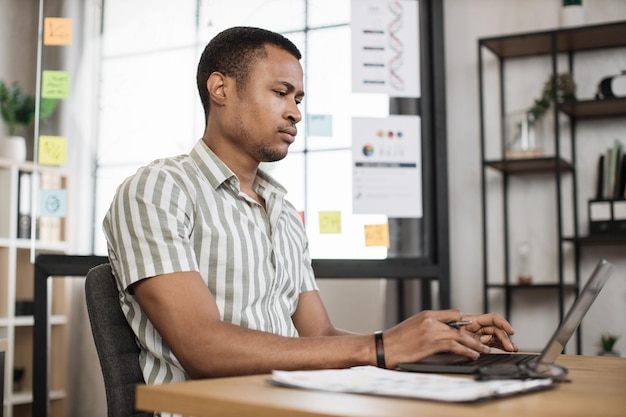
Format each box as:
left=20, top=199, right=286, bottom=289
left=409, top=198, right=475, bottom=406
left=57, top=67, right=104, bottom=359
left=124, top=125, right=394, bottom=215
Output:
left=486, top=283, right=578, bottom=290
left=485, top=157, right=573, bottom=174
left=563, top=235, right=626, bottom=246
left=560, top=98, right=626, bottom=118
left=480, top=20, right=626, bottom=58
left=478, top=21, right=626, bottom=355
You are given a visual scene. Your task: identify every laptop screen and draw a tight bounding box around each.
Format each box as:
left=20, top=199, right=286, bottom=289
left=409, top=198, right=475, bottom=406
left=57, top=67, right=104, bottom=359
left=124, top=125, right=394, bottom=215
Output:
left=538, top=259, right=614, bottom=364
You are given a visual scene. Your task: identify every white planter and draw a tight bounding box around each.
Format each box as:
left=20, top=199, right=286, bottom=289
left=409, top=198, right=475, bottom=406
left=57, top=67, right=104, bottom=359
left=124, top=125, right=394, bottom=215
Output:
left=0, top=136, right=27, bottom=162
left=560, top=5, right=586, bottom=27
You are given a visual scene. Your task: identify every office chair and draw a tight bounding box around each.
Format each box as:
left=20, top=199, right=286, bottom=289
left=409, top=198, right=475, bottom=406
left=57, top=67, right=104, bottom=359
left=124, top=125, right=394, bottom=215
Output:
left=85, top=263, right=152, bottom=417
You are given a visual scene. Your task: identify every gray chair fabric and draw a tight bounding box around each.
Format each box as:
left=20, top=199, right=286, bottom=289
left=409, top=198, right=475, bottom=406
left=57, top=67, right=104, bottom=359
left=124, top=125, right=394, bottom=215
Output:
left=85, top=263, right=151, bottom=417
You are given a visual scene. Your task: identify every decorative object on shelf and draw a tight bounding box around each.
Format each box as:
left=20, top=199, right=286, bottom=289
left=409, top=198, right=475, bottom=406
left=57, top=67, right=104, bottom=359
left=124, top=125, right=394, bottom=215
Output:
left=505, top=111, right=543, bottom=159
left=516, top=242, right=533, bottom=285
left=560, top=0, right=585, bottom=27
left=505, top=73, right=576, bottom=159
left=0, top=79, right=57, bottom=161
left=596, top=71, right=626, bottom=99
left=598, top=333, right=620, bottom=357
left=13, top=367, right=25, bottom=392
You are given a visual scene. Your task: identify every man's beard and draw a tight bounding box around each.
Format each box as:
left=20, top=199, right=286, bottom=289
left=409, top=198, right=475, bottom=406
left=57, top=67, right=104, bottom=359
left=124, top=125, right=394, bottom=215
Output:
left=254, top=143, right=289, bottom=163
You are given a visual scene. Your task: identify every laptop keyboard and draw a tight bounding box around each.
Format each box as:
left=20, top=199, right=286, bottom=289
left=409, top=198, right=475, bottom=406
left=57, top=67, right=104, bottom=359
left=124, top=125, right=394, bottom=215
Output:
left=453, top=353, right=538, bottom=367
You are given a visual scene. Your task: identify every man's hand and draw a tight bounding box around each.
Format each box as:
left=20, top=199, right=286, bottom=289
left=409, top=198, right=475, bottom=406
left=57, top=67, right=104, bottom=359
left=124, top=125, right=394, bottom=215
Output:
left=382, top=309, right=494, bottom=369
left=460, top=313, right=518, bottom=352
left=380, top=310, right=517, bottom=369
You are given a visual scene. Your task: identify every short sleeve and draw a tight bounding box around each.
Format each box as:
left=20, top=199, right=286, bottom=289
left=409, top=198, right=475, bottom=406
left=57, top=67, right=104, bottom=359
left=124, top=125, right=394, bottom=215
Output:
left=103, top=164, right=199, bottom=291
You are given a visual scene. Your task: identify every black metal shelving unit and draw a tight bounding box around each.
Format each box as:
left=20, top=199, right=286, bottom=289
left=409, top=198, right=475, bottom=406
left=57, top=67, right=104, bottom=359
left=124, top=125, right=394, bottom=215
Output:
left=478, top=21, right=626, bottom=354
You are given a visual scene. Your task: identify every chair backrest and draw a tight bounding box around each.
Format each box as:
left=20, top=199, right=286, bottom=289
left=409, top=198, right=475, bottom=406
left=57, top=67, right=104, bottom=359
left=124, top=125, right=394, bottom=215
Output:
left=85, top=263, right=151, bottom=417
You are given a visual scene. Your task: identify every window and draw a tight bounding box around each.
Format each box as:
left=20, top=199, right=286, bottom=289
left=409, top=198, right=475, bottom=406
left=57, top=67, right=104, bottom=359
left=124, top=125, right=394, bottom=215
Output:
left=94, top=0, right=424, bottom=261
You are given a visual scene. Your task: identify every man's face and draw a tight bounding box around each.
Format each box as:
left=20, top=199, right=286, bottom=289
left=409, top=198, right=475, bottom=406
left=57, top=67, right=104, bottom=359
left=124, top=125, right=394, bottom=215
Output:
left=226, top=44, right=304, bottom=163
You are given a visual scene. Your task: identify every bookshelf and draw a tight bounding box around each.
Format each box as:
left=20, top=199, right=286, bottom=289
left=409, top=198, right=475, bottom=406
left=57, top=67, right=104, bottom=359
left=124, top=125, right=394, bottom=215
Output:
left=0, top=157, right=70, bottom=417
left=478, top=21, right=626, bottom=354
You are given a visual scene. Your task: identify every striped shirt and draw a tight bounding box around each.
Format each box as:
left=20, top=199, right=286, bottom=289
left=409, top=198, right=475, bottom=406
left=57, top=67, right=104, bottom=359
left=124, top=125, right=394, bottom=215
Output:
left=103, top=139, right=318, bottom=385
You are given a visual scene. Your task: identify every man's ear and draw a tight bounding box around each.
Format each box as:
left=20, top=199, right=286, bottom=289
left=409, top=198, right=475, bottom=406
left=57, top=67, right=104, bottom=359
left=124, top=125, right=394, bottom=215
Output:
left=207, top=72, right=227, bottom=106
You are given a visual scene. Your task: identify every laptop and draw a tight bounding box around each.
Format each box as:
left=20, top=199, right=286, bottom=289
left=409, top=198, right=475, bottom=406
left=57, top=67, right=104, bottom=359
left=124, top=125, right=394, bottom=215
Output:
left=398, top=259, right=614, bottom=374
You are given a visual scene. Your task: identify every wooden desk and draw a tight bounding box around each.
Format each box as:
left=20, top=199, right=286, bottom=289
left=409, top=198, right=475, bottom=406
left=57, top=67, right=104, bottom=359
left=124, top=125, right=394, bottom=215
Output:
left=136, top=355, right=626, bottom=417
left=1, top=338, right=7, bottom=417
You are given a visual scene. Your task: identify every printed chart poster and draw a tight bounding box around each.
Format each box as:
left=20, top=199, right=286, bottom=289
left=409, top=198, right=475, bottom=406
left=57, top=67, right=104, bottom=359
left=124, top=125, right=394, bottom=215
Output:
left=352, top=115, right=422, bottom=218
left=351, top=0, right=420, bottom=97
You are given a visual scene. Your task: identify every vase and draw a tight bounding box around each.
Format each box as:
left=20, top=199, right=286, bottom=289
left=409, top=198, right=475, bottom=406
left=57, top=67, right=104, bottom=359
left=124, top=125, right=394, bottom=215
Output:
left=598, top=350, right=620, bottom=357
left=505, top=111, right=544, bottom=159
left=0, top=136, right=27, bottom=162
left=560, top=5, right=585, bottom=27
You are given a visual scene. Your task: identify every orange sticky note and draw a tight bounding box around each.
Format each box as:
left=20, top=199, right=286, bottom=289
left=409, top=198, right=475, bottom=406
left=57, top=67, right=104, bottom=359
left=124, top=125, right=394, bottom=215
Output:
left=364, top=224, right=390, bottom=248
left=44, top=17, right=73, bottom=46
left=319, top=211, right=341, bottom=234
left=38, top=135, right=67, bottom=166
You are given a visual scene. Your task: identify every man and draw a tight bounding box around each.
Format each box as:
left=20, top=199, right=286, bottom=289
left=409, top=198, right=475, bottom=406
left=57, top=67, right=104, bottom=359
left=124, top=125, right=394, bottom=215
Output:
left=103, top=26, right=518, bottom=385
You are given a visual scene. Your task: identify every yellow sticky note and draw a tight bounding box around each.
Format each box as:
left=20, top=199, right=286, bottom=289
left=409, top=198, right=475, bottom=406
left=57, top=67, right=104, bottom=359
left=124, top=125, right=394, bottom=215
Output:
left=319, top=211, right=341, bottom=234
left=42, top=70, right=71, bottom=99
left=364, top=224, right=390, bottom=248
left=44, top=17, right=73, bottom=46
left=38, top=136, right=67, bottom=166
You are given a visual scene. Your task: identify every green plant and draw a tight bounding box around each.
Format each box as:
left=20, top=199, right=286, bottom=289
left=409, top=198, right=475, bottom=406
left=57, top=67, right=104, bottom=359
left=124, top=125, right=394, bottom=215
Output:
left=599, top=333, right=619, bottom=352
left=527, top=73, right=576, bottom=120
left=0, top=80, right=57, bottom=136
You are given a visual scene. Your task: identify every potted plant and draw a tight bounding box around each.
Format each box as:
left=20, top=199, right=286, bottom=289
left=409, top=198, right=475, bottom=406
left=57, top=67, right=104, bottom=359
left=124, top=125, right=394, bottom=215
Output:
left=561, top=0, right=585, bottom=27
left=527, top=73, right=576, bottom=120
left=506, top=73, right=576, bottom=159
left=598, top=333, right=620, bottom=357
left=0, top=79, right=57, bottom=161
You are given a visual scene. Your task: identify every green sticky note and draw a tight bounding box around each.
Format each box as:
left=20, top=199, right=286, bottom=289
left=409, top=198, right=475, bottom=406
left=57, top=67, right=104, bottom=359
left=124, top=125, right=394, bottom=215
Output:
left=42, top=70, right=71, bottom=99
left=319, top=211, right=341, bottom=234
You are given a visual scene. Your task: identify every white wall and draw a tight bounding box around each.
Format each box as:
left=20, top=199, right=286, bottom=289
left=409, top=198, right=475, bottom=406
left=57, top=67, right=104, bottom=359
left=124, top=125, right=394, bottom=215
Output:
left=444, top=0, right=626, bottom=355
left=0, top=1, right=39, bottom=145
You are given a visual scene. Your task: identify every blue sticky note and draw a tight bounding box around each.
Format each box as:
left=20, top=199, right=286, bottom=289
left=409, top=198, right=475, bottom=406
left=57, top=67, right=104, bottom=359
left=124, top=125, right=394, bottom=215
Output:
left=307, top=114, right=333, bottom=137
left=39, top=189, right=67, bottom=217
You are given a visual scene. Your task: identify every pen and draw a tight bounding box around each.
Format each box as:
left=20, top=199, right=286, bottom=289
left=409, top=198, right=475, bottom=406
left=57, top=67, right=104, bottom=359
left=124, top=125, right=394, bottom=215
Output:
left=447, top=320, right=473, bottom=329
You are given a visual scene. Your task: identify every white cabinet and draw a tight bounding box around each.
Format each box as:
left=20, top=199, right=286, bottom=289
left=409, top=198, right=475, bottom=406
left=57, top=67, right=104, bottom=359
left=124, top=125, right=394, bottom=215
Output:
left=0, top=157, right=69, bottom=417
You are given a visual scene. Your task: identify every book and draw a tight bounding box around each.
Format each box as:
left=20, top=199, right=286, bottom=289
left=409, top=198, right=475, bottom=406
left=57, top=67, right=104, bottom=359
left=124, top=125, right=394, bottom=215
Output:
left=619, top=154, right=626, bottom=199
left=609, top=140, right=623, bottom=199
left=596, top=154, right=605, bottom=200
left=17, top=171, right=32, bottom=239
left=597, top=140, right=625, bottom=200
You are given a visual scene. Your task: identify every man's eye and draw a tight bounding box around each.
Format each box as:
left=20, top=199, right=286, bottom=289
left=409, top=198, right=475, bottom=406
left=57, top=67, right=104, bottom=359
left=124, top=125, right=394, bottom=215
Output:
left=275, top=90, right=287, bottom=97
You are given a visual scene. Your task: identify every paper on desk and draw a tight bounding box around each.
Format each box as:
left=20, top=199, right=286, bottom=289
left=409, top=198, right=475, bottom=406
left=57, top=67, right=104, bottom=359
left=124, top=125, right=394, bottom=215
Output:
left=271, top=366, right=553, bottom=402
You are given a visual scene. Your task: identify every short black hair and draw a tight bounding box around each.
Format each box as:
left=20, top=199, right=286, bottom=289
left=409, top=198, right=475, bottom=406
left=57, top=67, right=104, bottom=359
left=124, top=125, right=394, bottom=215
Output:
left=196, top=26, right=302, bottom=122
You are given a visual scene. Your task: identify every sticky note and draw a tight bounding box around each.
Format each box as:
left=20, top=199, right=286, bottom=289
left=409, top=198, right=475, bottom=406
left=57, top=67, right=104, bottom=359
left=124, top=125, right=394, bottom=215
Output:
left=44, top=17, right=73, bottom=46
left=364, top=224, right=390, bottom=248
left=39, top=189, right=67, bottom=217
left=42, top=70, right=71, bottom=99
left=307, top=114, right=333, bottom=137
left=38, top=135, right=67, bottom=166
left=319, top=211, right=341, bottom=234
